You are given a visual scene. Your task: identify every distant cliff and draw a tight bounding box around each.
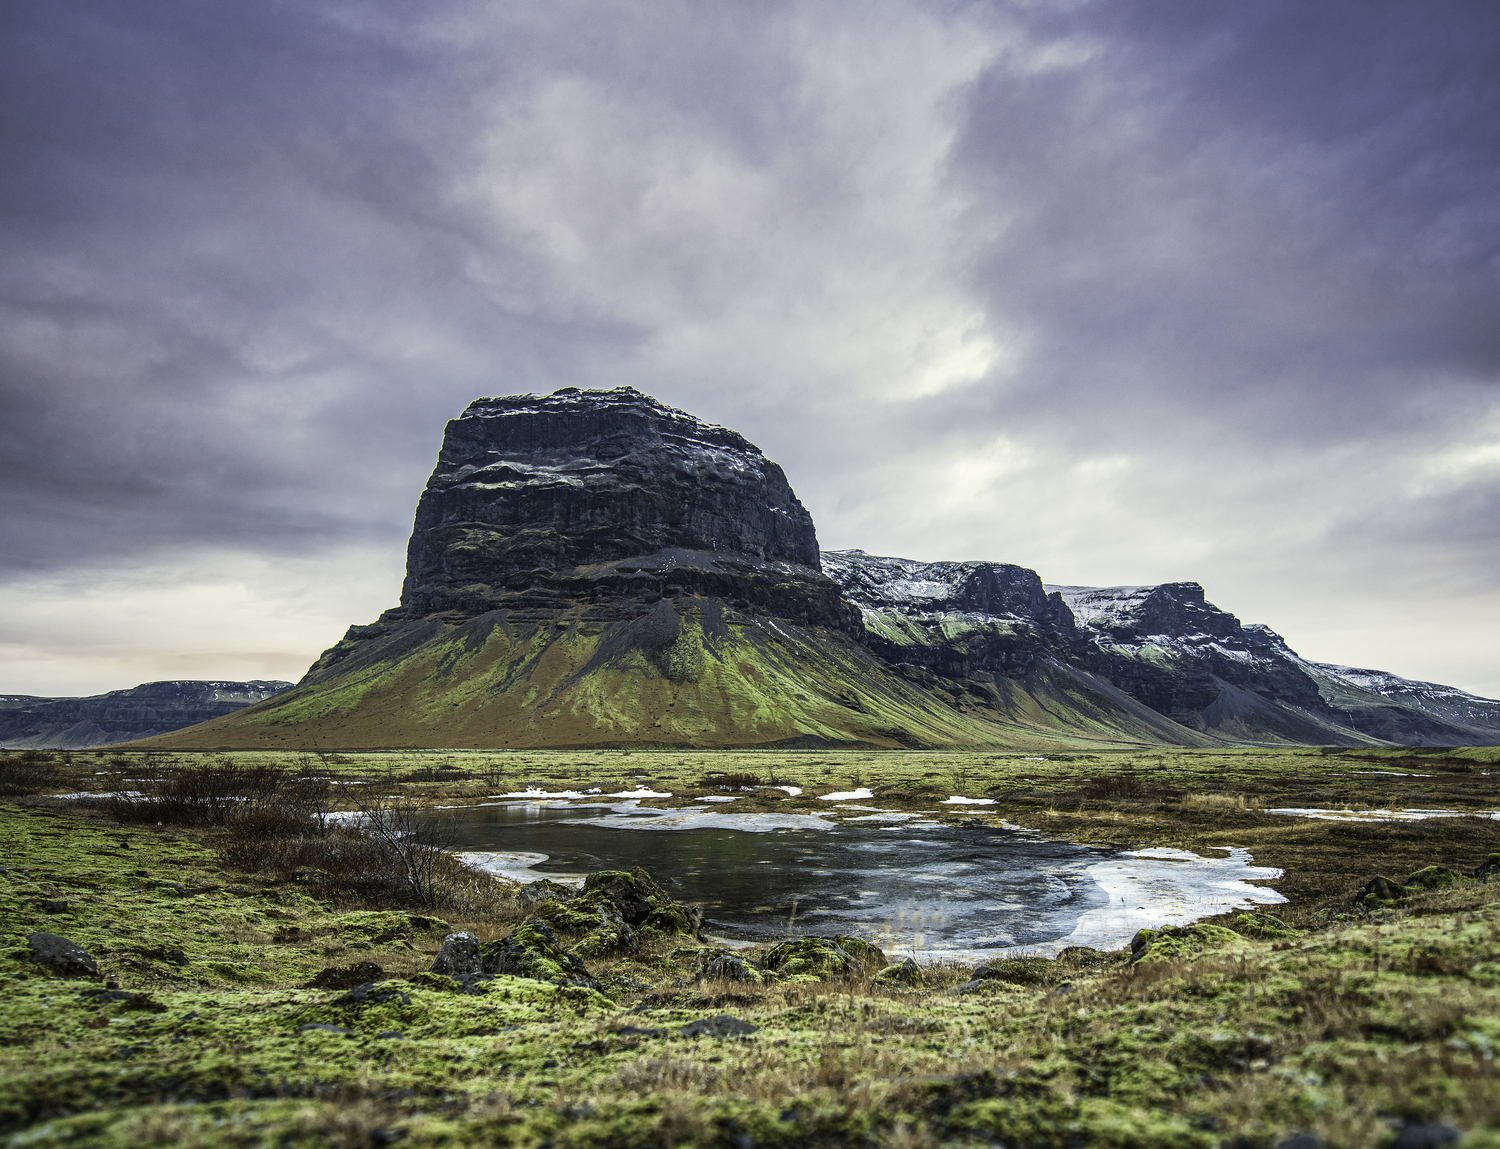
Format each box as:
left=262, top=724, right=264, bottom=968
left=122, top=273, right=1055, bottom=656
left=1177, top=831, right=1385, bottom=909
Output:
left=0, top=681, right=293, bottom=749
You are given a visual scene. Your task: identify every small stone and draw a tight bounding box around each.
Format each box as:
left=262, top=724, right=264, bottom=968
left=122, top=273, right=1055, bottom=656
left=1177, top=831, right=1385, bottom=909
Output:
left=430, top=931, right=481, bottom=976
left=701, top=952, right=763, bottom=984
left=331, top=982, right=411, bottom=1007
left=1275, top=1131, right=1324, bottom=1149
left=27, top=932, right=99, bottom=979
left=308, top=961, right=385, bottom=990
left=615, top=1024, right=668, bottom=1038
left=161, top=948, right=189, bottom=967
left=1390, top=1123, right=1461, bottom=1149
left=676, top=1015, right=760, bottom=1039
left=41, top=899, right=69, bottom=914
left=874, top=957, right=924, bottom=987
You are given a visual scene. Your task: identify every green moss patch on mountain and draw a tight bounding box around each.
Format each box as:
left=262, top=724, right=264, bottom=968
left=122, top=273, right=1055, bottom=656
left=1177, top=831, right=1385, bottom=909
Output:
left=127, top=603, right=1218, bottom=752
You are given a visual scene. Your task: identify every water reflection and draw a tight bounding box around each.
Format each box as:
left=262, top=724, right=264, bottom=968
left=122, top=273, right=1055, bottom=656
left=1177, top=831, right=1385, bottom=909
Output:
left=444, top=802, right=1113, bottom=956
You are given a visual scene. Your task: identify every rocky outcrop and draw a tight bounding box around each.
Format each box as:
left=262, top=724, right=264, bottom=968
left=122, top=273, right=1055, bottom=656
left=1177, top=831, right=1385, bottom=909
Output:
left=0, top=681, right=293, bottom=749
left=394, top=387, right=853, bottom=630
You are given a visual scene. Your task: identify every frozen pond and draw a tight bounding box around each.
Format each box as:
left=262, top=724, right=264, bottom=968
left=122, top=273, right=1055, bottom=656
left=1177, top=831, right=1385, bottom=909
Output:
left=447, top=800, right=1285, bottom=961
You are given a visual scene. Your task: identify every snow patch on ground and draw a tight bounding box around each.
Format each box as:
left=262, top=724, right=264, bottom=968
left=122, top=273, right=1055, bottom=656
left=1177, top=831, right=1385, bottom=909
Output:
left=1268, top=807, right=1500, bottom=823
left=52, top=791, right=142, bottom=800
left=818, top=788, right=875, bottom=801
left=488, top=787, right=672, bottom=800
left=943, top=795, right=996, bottom=805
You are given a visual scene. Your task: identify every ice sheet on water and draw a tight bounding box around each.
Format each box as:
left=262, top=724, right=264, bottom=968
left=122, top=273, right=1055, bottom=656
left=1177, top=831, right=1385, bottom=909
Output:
left=458, top=851, right=584, bottom=887
left=1038, top=847, right=1286, bottom=956
left=560, top=806, right=840, bottom=833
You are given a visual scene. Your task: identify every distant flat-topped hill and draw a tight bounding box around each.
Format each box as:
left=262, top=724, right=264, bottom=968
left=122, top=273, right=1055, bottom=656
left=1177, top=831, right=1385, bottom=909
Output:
left=124, top=387, right=1499, bottom=751
left=0, top=681, right=293, bottom=749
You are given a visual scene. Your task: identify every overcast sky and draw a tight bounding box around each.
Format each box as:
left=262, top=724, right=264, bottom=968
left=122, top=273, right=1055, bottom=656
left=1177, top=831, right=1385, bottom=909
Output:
left=3, top=0, right=1499, bottom=700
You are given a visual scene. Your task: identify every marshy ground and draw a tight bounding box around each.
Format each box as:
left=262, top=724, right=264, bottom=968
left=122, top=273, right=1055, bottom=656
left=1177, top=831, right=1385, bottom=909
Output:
left=2, top=744, right=1499, bottom=1148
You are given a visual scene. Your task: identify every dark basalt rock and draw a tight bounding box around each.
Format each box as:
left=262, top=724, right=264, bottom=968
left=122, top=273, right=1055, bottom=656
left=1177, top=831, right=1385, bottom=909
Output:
left=391, top=387, right=853, bottom=629
left=27, top=932, right=99, bottom=979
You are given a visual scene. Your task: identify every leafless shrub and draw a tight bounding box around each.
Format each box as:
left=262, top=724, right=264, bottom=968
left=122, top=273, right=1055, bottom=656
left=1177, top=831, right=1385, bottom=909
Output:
left=1079, top=774, right=1147, bottom=801
left=106, top=763, right=340, bottom=835
left=351, top=792, right=462, bottom=906
left=696, top=772, right=761, bottom=789
left=0, top=750, right=61, bottom=795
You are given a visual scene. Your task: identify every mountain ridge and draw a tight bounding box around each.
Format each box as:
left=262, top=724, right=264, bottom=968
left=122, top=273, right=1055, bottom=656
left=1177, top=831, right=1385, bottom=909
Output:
left=121, top=388, right=1497, bottom=751
left=0, top=681, right=293, bottom=750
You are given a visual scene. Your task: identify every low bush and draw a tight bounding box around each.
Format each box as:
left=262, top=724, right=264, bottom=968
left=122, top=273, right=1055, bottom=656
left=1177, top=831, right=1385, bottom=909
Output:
left=107, top=764, right=337, bottom=831
left=1079, top=773, right=1147, bottom=801
left=696, top=771, right=761, bottom=789
left=0, top=751, right=61, bottom=795
left=212, top=790, right=511, bottom=914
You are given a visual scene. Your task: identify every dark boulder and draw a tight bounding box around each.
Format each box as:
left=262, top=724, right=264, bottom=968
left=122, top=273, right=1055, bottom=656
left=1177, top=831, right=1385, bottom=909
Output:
left=308, top=962, right=386, bottom=990
left=479, top=919, right=599, bottom=990
left=430, top=932, right=482, bottom=976
left=27, top=932, right=99, bottom=979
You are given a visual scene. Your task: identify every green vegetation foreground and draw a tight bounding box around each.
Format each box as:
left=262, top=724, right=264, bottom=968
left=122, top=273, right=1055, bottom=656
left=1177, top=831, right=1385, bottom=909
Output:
left=3, top=747, right=1500, bottom=1147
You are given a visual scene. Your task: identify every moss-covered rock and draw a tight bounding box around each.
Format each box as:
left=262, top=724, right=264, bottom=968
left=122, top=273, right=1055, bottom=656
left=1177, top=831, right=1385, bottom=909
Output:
left=528, top=866, right=698, bottom=955
left=1356, top=874, right=1409, bottom=904
left=479, top=919, right=600, bottom=990
left=1475, top=852, right=1500, bottom=880
left=694, top=949, right=765, bottom=984
left=875, top=957, right=924, bottom=987
left=1130, top=924, right=1243, bottom=964
left=972, top=957, right=1054, bottom=986
left=1231, top=912, right=1301, bottom=940
left=762, top=936, right=859, bottom=981
left=1403, top=865, right=1469, bottom=891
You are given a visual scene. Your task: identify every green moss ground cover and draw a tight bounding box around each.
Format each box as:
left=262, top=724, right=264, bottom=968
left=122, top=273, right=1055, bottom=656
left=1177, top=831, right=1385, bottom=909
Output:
left=2, top=748, right=1500, bottom=1146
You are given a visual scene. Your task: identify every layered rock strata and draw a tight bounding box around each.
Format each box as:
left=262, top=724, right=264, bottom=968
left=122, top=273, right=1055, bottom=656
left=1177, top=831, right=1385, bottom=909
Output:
left=0, top=681, right=292, bottom=750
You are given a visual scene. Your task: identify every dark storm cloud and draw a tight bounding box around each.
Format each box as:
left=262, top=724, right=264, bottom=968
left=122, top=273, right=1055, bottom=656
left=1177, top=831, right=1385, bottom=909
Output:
left=2, top=0, right=1498, bottom=694
left=945, top=0, right=1500, bottom=434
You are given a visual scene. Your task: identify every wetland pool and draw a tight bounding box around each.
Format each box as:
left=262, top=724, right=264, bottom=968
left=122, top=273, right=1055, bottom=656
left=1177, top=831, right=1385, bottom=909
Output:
left=446, top=800, right=1286, bottom=961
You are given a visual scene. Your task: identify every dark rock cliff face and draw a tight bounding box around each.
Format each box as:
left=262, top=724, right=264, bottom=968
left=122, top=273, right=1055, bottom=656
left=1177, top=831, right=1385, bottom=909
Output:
left=821, top=550, right=1082, bottom=679
left=825, top=552, right=1500, bottom=746
left=0, top=681, right=293, bottom=749
left=303, top=387, right=862, bottom=687
left=399, top=387, right=838, bottom=620
left=1047, top=583, right=1328, bottom=721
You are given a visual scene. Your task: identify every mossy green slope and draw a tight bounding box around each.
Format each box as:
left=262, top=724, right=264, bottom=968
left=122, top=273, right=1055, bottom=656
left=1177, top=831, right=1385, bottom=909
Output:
left=131, top=598, right=1220, bottom=751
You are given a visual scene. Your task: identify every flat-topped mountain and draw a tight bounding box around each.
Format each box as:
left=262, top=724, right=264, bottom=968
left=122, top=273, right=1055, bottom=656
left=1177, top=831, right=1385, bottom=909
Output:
left=0, top=681, right=292, bottom=749
left=128, top=388, right=1498, bottom=751
left=401, top=388, right=835, bottom=620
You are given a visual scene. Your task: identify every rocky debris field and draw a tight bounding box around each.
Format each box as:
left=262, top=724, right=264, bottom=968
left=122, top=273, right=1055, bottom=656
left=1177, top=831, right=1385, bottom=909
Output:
left=3, top=747, right=1500, bottom=1147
